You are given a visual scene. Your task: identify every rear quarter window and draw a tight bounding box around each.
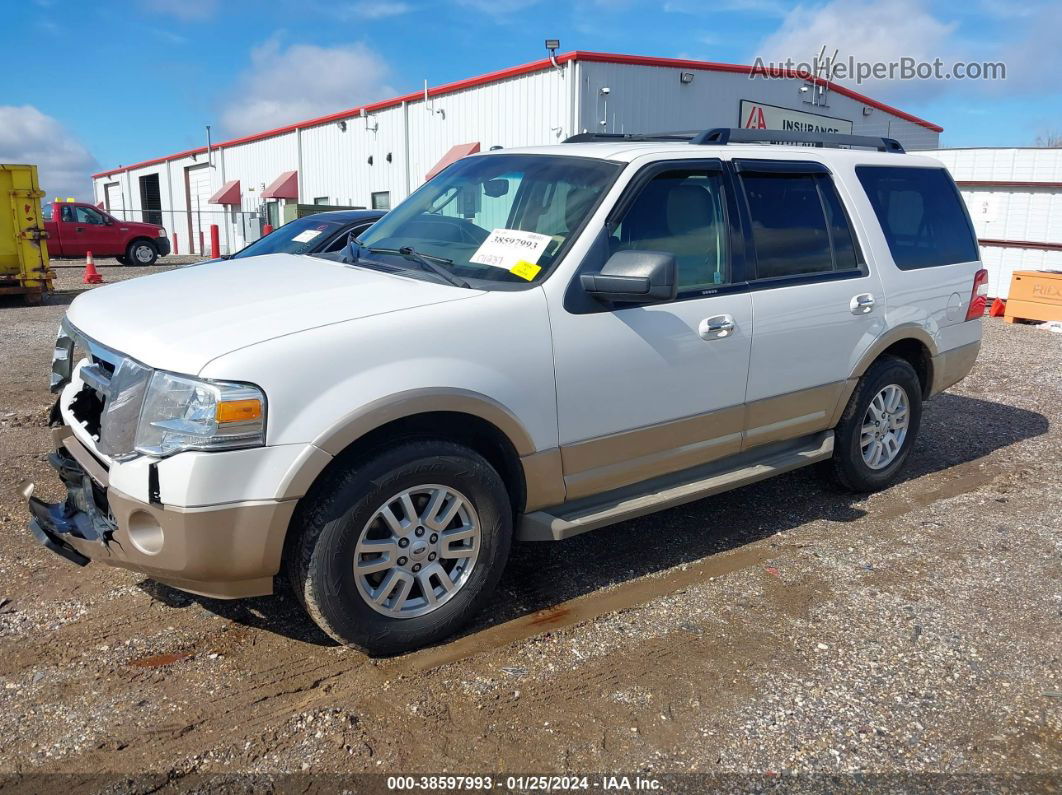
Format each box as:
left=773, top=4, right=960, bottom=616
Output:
left=856, top=166, right=978, bottom=270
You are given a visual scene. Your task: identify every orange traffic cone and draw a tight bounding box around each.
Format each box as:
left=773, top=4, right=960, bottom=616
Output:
left=83, top=251, right=103, bottom=285
left=989, top=298, right=1006, bottom=317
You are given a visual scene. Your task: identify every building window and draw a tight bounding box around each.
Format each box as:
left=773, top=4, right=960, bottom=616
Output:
left=313, top=196, right=330, bottom=205
left=371, top=191, right=391, bottom=210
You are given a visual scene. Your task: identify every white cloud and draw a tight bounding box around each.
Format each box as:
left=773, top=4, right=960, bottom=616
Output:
left=0, top=106, right=98, bottom=201
left=220, top=38, right=395, bottom=137
left=341, top=0, right=412, bottom=18
left=996, top=3, right=1062, bottom=94
left=753, top=0, right=960, bottom=99
left=141, top=0, right=218, bottom=19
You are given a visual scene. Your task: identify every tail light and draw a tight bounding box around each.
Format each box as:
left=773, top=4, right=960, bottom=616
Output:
left=965, top=268, right=989, bottom=321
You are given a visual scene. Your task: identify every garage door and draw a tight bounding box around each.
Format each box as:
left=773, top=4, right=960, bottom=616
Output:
left=105, top=182, right=124, bottom=220
left=186, top=165, right=212, bottom=255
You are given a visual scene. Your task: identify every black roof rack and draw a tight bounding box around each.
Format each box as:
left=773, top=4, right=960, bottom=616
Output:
left=562, top=131, right=699, bottom=143
left=693, top=128, right=905, bottom=152
left=563, top=127, right=905, bottom=153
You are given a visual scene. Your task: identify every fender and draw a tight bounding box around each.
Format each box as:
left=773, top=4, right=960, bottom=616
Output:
left=826, top=323, right=939, bottom=426
left=274, top=387, right=566, bottom=510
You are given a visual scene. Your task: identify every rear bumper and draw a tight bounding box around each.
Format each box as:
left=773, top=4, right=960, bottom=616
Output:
left=24, top=427, right=296, bottom=599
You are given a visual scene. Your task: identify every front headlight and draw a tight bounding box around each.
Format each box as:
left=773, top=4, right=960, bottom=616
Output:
left=134, top=371, right=266, bottom=457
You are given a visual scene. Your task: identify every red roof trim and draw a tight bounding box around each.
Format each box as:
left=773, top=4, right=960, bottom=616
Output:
left=209, top=179, right=242, bottom=205
left=92, top=50, right=942, bottom=178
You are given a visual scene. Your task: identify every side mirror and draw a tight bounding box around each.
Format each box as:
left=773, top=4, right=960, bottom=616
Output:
left=483, top=178, right=509, bottom=198
left=103, top=216, right=113, bottom=225
left=580, top=249, right=677, bottom=303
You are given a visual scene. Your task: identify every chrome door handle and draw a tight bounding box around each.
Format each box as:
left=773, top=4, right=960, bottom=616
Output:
left=850, top=293, right=875, bottom=314
left=699, top=314, right=735, bottom=340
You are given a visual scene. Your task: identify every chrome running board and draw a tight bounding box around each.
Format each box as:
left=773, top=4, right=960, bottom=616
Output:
left=518, top=431, right=834, bottom=542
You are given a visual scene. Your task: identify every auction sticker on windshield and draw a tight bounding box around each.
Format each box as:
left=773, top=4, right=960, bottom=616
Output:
left=470, top=228, right=551, bottom=271
left=292, top=229, right=324, bottom=243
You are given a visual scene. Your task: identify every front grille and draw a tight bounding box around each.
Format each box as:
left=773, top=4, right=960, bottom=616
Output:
left=69, top=385, right=104, bottom=440
left=60, top=322, right=153, bottom=460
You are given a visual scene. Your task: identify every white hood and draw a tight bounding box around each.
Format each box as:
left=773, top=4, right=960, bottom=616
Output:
left=66, top=253, right=479, bottom=375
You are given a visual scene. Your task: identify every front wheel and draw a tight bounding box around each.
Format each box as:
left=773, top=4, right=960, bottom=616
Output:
left=829, top=355, right=923, bottom=492
left=115, top=255, right=130, bottom=265
left=126, top=239, right=158, bottom=266
left=288, top=440, right=513, bottom=655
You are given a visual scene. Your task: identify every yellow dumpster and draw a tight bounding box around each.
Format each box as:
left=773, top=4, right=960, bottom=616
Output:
left=0, top=164, right=52, bottom=305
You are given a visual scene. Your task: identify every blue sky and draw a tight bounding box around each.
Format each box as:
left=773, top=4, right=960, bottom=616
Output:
left=1, top=0, right=1059, bottom=198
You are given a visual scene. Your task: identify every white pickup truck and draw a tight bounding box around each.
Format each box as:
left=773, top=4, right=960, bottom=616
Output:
left=27, top=128, right=985, bottom=654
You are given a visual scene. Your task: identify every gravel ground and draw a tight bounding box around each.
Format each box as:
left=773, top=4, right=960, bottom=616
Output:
left=0, top=265, right=1059, bottom=789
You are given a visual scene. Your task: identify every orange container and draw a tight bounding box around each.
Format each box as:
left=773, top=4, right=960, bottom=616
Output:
left=1004, top=270, right=1062, bottom=324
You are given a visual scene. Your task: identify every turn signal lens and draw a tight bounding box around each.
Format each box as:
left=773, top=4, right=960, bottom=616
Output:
left=216, top=399, right=262, bottom=424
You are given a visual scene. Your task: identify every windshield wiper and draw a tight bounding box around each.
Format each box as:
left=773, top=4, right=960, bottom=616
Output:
left=368, top=246, right=470, bottom=289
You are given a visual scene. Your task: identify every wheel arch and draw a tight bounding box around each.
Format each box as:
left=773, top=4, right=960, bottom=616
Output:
left=828, top=325, right=938, bottom=427
left=851, top=325, right=937, bottom=399
left=277, top=389, right=564, bottom=517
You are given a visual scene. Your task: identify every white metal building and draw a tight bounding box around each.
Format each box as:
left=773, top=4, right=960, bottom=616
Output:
left=927, top=147, right=1062, bottom=298
left=91, top=50, right=943, bottom=256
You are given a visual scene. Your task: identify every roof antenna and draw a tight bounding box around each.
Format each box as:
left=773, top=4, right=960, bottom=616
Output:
left=424, top=80, right=445, bottom=119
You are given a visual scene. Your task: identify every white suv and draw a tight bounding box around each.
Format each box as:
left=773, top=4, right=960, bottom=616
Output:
left=27, top=129, right=986, bottom=654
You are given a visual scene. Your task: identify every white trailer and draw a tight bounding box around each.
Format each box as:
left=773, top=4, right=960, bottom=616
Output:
left=928, top=147, right=1062, bottom=298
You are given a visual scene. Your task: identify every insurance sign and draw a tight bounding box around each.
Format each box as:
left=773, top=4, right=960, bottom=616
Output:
left=740, top=100, right=853, bottom=134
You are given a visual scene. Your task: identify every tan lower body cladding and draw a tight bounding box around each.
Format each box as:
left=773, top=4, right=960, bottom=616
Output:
left=49, top=427, right=295, bottom=599
left=533, top=340, right=982, bottom=510
left=553, top=382, right=846, bottom=503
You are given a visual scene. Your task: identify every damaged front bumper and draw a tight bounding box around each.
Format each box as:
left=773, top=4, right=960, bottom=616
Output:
left=24, top=445, right=106, bottom=568
left=24, top=424, right=297, bottom=599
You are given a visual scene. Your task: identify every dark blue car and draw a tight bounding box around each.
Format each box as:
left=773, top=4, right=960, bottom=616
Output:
left=199, top=209, right=386, bottom=264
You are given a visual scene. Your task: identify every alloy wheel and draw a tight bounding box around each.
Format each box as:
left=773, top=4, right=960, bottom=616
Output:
left=353, top=484, right=481, bottom=618
left=860, top=384, right=910, bottom=470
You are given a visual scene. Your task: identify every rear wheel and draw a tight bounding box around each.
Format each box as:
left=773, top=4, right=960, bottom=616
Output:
left=126, top=239, right=158, bottom=266
left=829, top=355, right=923, bottom=492
left=288, top=440, right=512, bottom=655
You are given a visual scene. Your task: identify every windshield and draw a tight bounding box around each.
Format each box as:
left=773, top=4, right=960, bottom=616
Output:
left=234, top=216, right=347, bottom=258
left=357, top=154, right=621, bottom=285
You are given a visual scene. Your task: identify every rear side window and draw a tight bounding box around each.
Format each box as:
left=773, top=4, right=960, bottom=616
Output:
left=738, top=170, right=863, bottom=280
left=856, top=166, right=978, bottom=269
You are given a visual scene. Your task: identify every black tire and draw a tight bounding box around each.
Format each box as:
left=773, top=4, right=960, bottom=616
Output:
left=126, top=239, right=158, bottom=266
left=829, top=355, right=923, bottom=492
left=287, top=440, right=513, bottom=655
left=115, top=255, right=130, bottom=265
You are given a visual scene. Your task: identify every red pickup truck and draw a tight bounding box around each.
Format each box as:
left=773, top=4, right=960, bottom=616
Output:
left=42, top=201, right=170, bottom=265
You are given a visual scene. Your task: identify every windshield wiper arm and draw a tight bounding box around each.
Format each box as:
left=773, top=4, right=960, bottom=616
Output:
left=368, top=246, right=469, bottom=288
